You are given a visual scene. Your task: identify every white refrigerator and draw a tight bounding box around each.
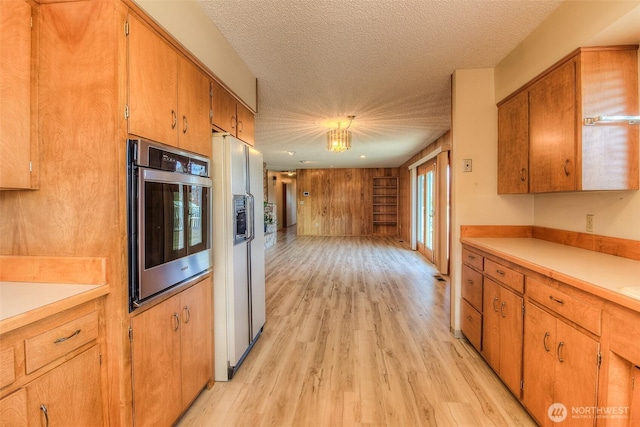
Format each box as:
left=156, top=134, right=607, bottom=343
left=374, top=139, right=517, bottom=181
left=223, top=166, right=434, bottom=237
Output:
left=212, top=134, right=266, bottom=381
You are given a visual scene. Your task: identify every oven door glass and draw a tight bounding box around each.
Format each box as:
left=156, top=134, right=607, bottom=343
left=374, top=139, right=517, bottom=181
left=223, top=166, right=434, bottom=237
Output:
left=187, top=185, right=209, bottom=254
left=144, top=181, right=187, bottom=269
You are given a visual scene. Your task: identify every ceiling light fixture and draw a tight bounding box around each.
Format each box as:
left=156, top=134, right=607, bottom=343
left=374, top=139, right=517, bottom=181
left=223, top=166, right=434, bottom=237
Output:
left=327, top=115, right=355, bottom=153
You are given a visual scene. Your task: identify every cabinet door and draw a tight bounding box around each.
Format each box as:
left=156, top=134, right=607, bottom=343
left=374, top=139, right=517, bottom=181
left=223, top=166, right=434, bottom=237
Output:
left=554, top=320, right=599, bottom=427
left=178, top=56, right=212, bottom=156
left=497, top=91, right=529, bottom=194
left=482, top=278, right=500, bottom=369
left=236, top=103, right=255, bottom=146
left=630, top=366, right=640, bottom=426
left=211, top=79, right=237, bottom=134
left=499, top=286, right=523, bottom=397
left=131, top=296, right=182, bottom=427
left=26, top=346, right=103, bottom=427
left=529, top=60, right=577, bottom=193
left=523, top=303, right=556, bottom=426
left=0, top=0, right=32, bottom=189
left=180, top=279, right=213, bottom=406
left=128, top=15, right=178, bottom=146
left=0, top=389, right=28, bottom=426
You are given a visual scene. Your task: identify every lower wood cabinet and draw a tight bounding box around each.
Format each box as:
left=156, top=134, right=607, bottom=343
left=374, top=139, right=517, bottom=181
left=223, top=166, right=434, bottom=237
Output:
left=523, top=302, right=599, bottom=426
left=131, top=276, right=212, bottom=427
left=482, top=278, right=523, bottom=397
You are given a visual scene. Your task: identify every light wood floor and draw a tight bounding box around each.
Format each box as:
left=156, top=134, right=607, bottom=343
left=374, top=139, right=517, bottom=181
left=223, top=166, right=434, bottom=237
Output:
left=177, top=228, right=536, bottom=426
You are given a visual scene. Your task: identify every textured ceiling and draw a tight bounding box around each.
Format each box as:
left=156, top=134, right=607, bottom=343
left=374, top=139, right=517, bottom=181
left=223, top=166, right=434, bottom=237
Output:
left=199, top=0, right=563, bottom=171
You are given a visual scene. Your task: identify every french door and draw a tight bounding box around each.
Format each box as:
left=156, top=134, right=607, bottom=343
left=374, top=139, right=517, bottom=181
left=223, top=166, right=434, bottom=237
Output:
left=416, top=161, right=436, bottom=263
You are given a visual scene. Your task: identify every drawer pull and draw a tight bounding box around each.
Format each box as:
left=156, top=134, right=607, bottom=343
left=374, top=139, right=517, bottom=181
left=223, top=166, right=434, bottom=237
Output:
left=40, top=404, right=49, bottom=427
left=543, top=332, right=550, bottom=352
left=557, top=342, right=565, bottom=362
left=53, top=329, right=81, bottom=344
left=493, top=296, right=499, bottom=312
left=468, top=255, right=475, bottom=260
left=466, top=316, right=473, bottom=322
left=496, top=269, right=506, bottom=276
left=467, top=279, right=474, bottom=286
left=500, top=301, right=507, bottom=318
left=549, top=295, right=564, bottom=305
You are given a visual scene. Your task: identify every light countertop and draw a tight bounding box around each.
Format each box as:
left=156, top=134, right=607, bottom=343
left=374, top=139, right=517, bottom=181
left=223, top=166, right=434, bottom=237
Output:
left=0, top=281, right=109, bottom=334
left=461, top=237, right=640, bottom=312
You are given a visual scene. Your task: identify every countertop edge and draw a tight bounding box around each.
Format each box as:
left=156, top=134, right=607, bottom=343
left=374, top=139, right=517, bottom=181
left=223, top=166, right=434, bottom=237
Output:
left=461, top=238, right=640, bottom=314
left=0, top=284, right=110, bottom=335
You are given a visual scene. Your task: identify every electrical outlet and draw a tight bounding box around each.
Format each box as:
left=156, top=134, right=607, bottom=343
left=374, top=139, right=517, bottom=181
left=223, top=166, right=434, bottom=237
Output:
left=586, top=214, right=594, bottom=232
left=463, top=159, right=472, bottom=172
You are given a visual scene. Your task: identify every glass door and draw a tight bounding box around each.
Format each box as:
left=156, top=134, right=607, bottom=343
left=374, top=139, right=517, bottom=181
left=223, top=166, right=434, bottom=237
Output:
left=416, top=161, right=436, bottom=263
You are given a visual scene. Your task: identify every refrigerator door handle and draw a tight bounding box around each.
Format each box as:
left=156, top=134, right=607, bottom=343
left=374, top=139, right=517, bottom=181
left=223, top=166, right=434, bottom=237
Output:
left=247, top=193, right=255, bottom=241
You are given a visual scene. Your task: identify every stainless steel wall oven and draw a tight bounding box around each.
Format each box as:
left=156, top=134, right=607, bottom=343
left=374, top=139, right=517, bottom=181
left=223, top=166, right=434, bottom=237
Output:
left=127, top=139, right=212, bottom=310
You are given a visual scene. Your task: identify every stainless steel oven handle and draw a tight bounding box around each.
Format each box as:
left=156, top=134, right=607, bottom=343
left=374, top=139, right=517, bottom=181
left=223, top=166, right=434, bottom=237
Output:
left=140, top=167, right=212, bottom=187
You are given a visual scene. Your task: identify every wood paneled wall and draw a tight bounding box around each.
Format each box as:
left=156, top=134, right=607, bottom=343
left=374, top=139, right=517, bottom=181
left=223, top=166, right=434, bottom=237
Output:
left=296, top=168, right=398, bottom=236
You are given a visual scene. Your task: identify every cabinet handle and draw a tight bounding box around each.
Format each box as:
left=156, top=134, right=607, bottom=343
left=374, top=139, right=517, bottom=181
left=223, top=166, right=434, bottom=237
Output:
left=520, top=168, right=527, bottom=182
left=466, top=316, right=472, bottom=322
left=231, top=115, right=236, bottom=129
left=171, top=110, right=177, bottom=129
left=543, top=332, right=550, bottom=352
left=557, top=341, right=565, bottom=362
left=182, top=115, right=188, bottom=134
left=172, top=313, right=180, bottom=331
left=496, top=269, right=506, bottom=276
left=238, top=120, right=244, bottom=133
left=563, top=159, right=571, bottom=176
left=54, top=329, right=81, bottom=344
left=467, top=255, right=476, bottom=260
left=500, top=301, right=507, bottom=318
left=467, top=279, right=474, bottom=286
left=40, top=404, right=49, bottom=427
left=183, top=306, right=191, bottom=324
left=493, top=296, right=499, bottom=312
left=549, top=295, right=564, bottom=305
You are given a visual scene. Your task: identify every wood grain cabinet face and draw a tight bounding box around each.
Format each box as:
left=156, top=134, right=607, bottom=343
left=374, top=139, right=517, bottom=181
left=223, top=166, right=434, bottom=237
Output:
left=26, top=346, right=103, bottom=427
left=497, top=90, right=529, bottom=194
left=0, top=389, right=27, bottom=426
left=131, top=277, right=212, bottom=426
left=0, top=0, right=35, bottom=190
left=211, top=79, right=256, bottom=146
left=481, top=278, right=523, bottom=398
left=128, top=16, right=212, bottom=155
left=523, top=302, right=599, bottom=426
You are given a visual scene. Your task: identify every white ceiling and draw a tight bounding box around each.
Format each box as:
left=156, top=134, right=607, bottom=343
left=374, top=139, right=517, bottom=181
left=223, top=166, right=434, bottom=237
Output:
left=198, top=0, right=563, bottom=171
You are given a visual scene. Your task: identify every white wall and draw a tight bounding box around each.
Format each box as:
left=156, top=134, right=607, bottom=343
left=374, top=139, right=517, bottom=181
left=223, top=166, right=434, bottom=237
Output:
left=134, top=0, right=257, bottom=111
left=450, top=69, right=534, bottom=333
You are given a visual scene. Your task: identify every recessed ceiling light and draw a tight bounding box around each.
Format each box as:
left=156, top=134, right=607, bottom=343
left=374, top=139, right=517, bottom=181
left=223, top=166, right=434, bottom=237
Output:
left=299, top=160, right=308, bottom=164
left=360, top=155, right=366, bottom=158
left=287, top=151, right=295, bottom=156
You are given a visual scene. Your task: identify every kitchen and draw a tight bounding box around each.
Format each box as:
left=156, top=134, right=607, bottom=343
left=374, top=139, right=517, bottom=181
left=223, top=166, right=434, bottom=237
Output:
left=1, top=0, right=639, bottom=426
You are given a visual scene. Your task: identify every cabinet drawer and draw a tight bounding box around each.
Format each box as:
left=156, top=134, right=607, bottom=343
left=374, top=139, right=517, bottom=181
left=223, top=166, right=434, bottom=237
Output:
left=462, top=248, right=483, bottom=271
left=461, top=299, right=482, bottom=351
left=25, top=311, right=98, bottom=374
left=527, top=277, right=602, bottom=336
left=461, top=265, right=483, bottom=312
left=484, top=259, right=523, bottom=294
left=0, top=348, right=15, bottom=389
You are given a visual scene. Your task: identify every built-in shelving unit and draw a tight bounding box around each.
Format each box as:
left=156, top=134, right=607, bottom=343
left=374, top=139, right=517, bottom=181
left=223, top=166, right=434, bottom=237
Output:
left=372, top=177, right=398, bottom=236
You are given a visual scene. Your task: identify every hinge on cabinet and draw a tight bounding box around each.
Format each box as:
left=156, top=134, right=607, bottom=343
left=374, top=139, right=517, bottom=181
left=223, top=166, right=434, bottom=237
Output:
left=210, top=88, right=213, bottom=97
left=99, top=353, right=103, bottom=365
left=124, top=104, right=129, bottom=119
left=521, top=379, right=524, bottom=390
left=633, top=376, right=635, bottom=391
left=29, top=161, right=32, bottom=172
left=30, top=16, right=33, bottom=28
left=124, top=21, right=129, bottom=36
left=128, top=326, right=133, bottom=342
left=522, top=305, right=525, bottom=316
left=210, top=110, right=213, bottom=119
left=597, top=352, right=602, bottom=368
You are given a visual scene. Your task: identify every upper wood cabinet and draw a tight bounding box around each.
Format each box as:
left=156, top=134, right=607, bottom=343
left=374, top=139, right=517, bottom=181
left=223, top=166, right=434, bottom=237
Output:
left=127, top=15, right=211, bottom=156
left=0, top=0, right=36, bottom=190
left=497, top=91, right=529, bottom=194
left=211, top=78, right=255, bottom=146
left=497, top=45, right=639, bottom=194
